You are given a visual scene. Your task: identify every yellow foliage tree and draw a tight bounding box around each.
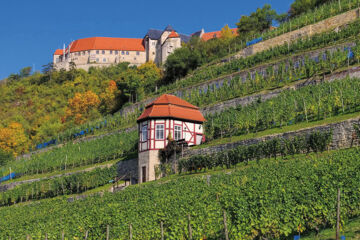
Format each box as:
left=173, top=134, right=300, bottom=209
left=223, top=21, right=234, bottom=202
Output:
left=63, top=91, right=100, bottom=124
left=100, top=80, right=120, bottom=113
left=220, top=24, right=236, bottom=40
left=0, top=122, right=29, bottom=156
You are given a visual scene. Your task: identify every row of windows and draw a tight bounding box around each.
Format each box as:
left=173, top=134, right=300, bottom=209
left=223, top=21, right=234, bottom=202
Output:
left=95, top=57, right=138, bottom=63
left=73, top=50, right=141, bottom=56
left=141, top=124, right=182, bottom=141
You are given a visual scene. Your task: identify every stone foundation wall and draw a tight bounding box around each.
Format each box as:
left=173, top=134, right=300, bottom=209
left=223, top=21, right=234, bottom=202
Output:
left=184, top=117, right=360, bottom=157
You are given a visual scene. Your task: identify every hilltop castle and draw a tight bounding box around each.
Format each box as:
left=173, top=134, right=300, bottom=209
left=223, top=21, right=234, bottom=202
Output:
left=53, top=25, right=237, bottom=71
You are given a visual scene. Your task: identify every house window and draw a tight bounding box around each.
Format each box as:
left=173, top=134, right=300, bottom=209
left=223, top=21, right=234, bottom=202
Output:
left=136, top=51, right=140, bottom=55
left=102, top=50, right=105, bottom=54
left=142, top=125, right=148, bottom=141
left=155, top=124, right=164, bottom=140
left=96, top=50, right=99, bottom=54
left=110, top=50, right=113, bottom=54
left=126, top=51, right=129, bottom=55
left=174, top=125, right=182, bottom=140
left=115, top=51, right=118, bottom=55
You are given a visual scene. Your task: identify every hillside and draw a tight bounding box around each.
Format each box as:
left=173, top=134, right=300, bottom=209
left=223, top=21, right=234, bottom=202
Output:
left=2, top=0, right=360, bottom=238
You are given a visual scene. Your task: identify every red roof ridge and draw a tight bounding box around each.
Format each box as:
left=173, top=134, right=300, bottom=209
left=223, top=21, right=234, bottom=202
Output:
left=138, top=94, right=205, bottom=122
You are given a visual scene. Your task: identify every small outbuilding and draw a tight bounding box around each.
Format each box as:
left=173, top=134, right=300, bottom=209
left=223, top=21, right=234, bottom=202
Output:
left=137, top=94, right=206, bottom=183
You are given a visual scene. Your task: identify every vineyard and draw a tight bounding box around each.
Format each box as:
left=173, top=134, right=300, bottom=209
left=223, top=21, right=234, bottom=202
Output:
left=1, top=147, right=360, bottom=239
left=0, top=166, right=117, bottom=206
left=1, top=131, right=138, bottom=178
left=203, top=77, right=360, bottom=141
left=28, top=12, right=360, bottom=151
left=154, top=17, right=360, bottom=97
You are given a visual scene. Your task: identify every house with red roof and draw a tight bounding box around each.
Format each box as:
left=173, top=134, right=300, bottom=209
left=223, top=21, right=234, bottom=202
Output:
left=192, top=28, right=238, bottom=41
left=137, top=94, right=205, bottom=183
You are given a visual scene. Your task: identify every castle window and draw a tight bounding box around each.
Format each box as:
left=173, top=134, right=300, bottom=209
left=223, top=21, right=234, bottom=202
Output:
left=96, top=58, right=99, bottom=62
left=155, top=124, right=164, bottom=140
left=136, top=51, right=140, bottom=55
left=110, top=50, right=113, bottom=54
left=134, top=57, right=137, bottom=60
left=152, top=52, right=155, bottom=55
left=115, top=51, right=118, bottom=55
left=141, top=125, right=148, bottom=141
left=174, top=125, right=182, bottom=140
left=103, top=58, right=106, bottom=62
left=102, top=50, right=105, bottom=54
left=121, top=51, right=125, bottom=55
left=88, top=51, right=90, bottom=54
left=82, top=51, right=85, bottom=55
left=126, top=51, right=129, bottom=55
left=152, top=42, right=155, bottom=46
left=96, top=50, right=99, bottom=54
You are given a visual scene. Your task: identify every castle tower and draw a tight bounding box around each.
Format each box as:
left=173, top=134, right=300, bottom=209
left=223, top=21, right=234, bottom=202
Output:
left=137, top=94, right=206, bottom=183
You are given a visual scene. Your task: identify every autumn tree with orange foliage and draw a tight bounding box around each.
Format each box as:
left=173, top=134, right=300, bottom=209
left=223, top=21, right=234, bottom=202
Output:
left=100, top=80, right=121, bottom=114
left=0, top=122, right=29, bottom=156
left=63, top=91, right=101, bottom=125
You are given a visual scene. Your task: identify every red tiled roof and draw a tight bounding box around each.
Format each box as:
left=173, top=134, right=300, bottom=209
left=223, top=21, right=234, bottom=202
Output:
left=54, top=49, right=64, bottom=55
left=137, top=94, right=206, bottom=123
left=201, top=28, right=238, bottom=41
left=68, top=37, right=145, bottom=53
left=168, top=30, right=180, bottom=38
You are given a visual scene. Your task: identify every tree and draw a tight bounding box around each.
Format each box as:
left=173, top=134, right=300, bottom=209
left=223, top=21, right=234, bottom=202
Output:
left=237, top=4, right=277, bottom=38
left=100, top=80, right=121, bottom=113
left=63, top=91, right=101, bottom=124
left=0, top=149, right=13, bottom=166
left=20, top=66, right=32, bottom=78
left=220, top=24, right=236, bottom=40
left=289, top=0, right=332, bottom=18
left=0, top=122, right=29, bottom=156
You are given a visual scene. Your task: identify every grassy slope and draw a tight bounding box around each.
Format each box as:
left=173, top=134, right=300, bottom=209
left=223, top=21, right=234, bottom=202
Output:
left=302, top=217, right=360, bottom=239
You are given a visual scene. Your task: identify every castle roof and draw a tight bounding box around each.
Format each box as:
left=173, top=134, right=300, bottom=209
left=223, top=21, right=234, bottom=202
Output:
left=137, top=94, right=205, bottom=123
left=164, top=25, right=175, bottom=32
left=145, top=28, right=190, bottom=43
left=200, top=28, right=238, bottom=41
left=68, top=37, right=145, bottom=52
left=54, top=49, right=64, bottom=55
left=168, top=30, right=180, bottom=38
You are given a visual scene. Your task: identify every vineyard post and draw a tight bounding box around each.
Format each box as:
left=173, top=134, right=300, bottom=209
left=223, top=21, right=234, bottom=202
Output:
left=45, top=233, right=48, bottom=240
left=61, top=230, right=64, bottom=240
left=85, top=230, right=88, bottom=240
left=223, top=210, right=229, bottom=240
left=129, top=223, right=133, bottom=240
left=106, top=225, right=110, bottom=240
left=188, top=214, right=193, bottom=240
left=161, top=221, right=164, bottom=240
left=26, top=235, right=30, bottom=240
left=9, top=167, right=12, bottom=180
left=336, top=188, right=341, bottom=240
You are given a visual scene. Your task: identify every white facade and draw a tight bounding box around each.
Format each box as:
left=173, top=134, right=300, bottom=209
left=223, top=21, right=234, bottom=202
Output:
left=138, top=118, right=204, bottom=183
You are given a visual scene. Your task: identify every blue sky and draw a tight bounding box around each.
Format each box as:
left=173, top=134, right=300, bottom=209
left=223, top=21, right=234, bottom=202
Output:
left=0, top=0, right=291, bottom=80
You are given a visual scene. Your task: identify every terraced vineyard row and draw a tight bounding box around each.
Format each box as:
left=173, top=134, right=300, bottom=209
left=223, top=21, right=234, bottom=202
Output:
left=1, top=147, right=360, bottom=239
left=0, top=166, right=117, bottom=206
left=204, top=77, right=360, bottom=141
left=1, top=131, right=138, bottom=178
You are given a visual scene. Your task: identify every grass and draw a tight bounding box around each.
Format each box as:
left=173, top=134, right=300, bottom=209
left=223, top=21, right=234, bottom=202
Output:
left=302, top=217, right=360, bottom=239
left=194, top=111, right=360, bottom=149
